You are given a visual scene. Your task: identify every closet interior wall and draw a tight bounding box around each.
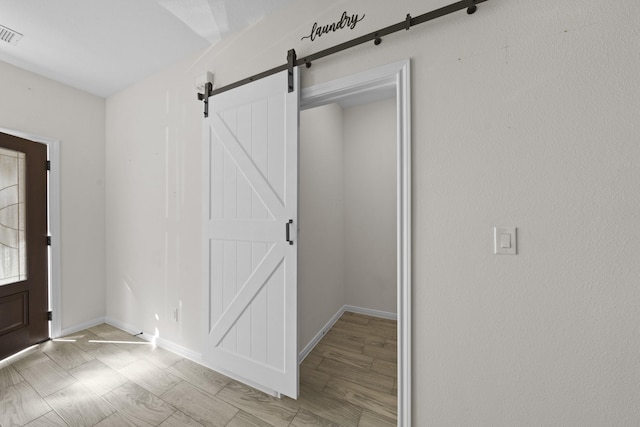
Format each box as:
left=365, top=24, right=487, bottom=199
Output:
left=299, top=97, right=397, bottom=352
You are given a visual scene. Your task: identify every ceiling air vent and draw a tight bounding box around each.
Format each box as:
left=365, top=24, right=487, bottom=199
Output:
left=0, top=24, right=23, bottom=45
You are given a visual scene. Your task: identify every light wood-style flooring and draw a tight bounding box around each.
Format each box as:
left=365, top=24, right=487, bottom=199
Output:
left=0, top=312, right=396, bottom=426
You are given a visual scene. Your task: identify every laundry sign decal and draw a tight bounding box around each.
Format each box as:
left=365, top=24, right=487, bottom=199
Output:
left=301, top=11, right=365, bottom=42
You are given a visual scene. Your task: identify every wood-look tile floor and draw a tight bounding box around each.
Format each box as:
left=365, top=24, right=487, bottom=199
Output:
left=0, top=312, right=396, bottom=427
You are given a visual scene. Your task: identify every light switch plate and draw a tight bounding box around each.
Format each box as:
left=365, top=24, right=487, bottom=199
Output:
left=494, top=227, right=517, bottom=255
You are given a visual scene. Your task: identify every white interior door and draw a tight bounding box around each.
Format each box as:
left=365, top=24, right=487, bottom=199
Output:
left=202, top=69, right=299, bottom=398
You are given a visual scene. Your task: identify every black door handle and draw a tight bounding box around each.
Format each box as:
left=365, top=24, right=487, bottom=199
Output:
left=285, top=220, right=293, bottom=245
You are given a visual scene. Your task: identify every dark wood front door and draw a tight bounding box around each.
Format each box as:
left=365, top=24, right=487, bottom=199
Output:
left=0, top=132, right=48, bottom=360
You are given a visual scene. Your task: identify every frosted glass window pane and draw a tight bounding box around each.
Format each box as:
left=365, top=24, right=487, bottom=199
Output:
left=0, top=148, right=26, bottom=286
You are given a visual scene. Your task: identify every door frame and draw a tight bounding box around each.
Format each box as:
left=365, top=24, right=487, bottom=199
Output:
left=0, top=128, right=61, bottom=339
left=300, top=59, right=412, bottom=427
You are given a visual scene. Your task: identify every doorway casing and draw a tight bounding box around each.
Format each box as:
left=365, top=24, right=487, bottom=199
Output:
left=300, top=59, right=412, bottom=427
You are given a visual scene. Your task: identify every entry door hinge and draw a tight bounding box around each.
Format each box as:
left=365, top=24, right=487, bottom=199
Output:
left=46, top=160, right=51, bottom=171
left=47, top=311, right=52, bottom=321
left=46, top=236, right=51, bottom=246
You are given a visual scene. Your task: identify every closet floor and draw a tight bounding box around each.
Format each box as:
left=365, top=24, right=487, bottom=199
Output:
left=0, top=312, right=397, bottom=426
left=300, top=311, right=398, bottom=426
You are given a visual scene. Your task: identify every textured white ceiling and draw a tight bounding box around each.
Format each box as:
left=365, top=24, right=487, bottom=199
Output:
left=0, top=0, right=293, bottom=97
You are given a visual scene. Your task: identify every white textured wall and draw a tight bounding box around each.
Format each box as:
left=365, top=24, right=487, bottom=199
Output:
left=105, top=0, right=640, bottom=424
left=105, top=65, right=202, bottom=344
left=298, top=104, right=345, bottom=352
left=0, top=60, right=106, bottom=330
left=343, top=98, right=397, bottom=313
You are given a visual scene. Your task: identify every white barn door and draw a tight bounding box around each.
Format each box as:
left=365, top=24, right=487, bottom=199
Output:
left=202, top=69, right=299, bottom=398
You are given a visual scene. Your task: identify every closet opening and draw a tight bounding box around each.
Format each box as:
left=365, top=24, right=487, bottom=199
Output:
left=297, top=60, right=411, bottom=425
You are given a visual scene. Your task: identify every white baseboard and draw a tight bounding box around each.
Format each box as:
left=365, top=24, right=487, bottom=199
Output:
left=298, top=305, right=397, bottom=364
left=102, top=317, right=276, bottom=396
left=103, top=317, right=148, bottom=343
left=200, top=359, right=281, bottom=397
left=153, top=335, right=202, bottom=362
left=298, top=307, right=345, bottom=364
left=343, top=305, right=397, bottom=321
left=61, top=309, right=396, bottom=397
left=59, top=305, right=396, bottom=369
left=104, top=317, right=202, bottom=362
left=58, top=316, right=106, bottom=338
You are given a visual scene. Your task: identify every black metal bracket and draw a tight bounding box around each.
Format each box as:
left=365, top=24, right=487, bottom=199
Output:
left=287, top=49, right=297, bottom=93
left=405, top=14, right=412, bottom=30
left=197, top=82, right=214, bottom=118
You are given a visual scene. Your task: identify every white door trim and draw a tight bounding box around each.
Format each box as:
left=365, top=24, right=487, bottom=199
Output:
left=300, top=59, right=412, bottom=427
left=0, top=128, right=61, bottom=339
